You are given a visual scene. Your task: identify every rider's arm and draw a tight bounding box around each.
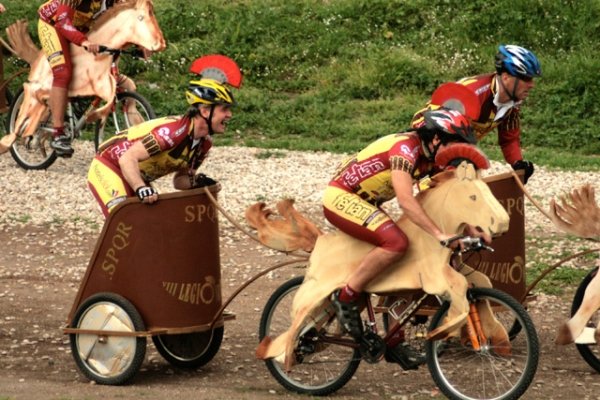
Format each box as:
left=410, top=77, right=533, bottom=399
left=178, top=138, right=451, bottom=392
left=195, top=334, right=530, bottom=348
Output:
left=52, top=3, right=87, bottom=46
left=118, top=141, right=152, bottom=193
left=497, top=110, right=523, bottom=165
left=391, top=169, right=456, bottom=244
left=53, top=3, right=100, bottom=53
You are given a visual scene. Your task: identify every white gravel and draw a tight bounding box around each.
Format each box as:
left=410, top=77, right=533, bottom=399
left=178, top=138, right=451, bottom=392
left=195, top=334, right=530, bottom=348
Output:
left=0, top=140, right=598, bottom=238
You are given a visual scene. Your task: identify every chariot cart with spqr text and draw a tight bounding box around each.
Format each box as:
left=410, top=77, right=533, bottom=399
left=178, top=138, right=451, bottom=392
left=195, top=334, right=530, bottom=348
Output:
left=62, top=184, right=307, bottom=385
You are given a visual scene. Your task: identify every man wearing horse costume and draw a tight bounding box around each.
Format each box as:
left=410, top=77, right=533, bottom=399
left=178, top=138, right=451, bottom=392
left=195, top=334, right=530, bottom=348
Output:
left=253, top=110, right=511, bottom=371
left=323, top=109, right=490, bottom=368
left=38, top=0, right=113, bottom=157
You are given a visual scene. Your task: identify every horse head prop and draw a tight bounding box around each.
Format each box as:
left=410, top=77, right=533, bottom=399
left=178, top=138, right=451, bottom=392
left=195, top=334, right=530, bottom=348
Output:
left=549, top=184, right=600, bottom=240
left=245, top=199, right=322, bottom=252
left=551, top=184, right=600, bottom=346
left=0, top=0, right=166, bottom=154
left=255, top=160, right=510, bottom=369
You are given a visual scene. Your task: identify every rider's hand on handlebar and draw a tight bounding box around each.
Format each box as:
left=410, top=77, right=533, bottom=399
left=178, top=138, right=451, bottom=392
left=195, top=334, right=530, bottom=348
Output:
left=439, top=234, right=464, bottom=251
left=441, top=235, right=494, bottom=253
left=82, top=41, right=101, bottom=55
left=463, top=224, right=492, bottom=245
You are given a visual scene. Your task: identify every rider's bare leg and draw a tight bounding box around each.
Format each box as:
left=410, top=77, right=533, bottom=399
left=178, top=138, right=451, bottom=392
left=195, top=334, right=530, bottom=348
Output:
left=48, top=86, right=74, bottom=156
left=50, top=86, right=68, bottom=135
left=333, top=247, right=403, bottom=335
left=346, top=246, right=405, bottom=293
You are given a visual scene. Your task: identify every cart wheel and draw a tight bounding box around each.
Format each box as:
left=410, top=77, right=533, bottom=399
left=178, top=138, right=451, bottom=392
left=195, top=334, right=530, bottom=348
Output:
left=152, top=327, right=223, bottom=368
left=69, top=292, right=147, bottom=385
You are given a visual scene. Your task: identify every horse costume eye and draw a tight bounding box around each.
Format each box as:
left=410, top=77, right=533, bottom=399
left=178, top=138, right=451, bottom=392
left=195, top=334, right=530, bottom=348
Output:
left=470, top=195, right=477, bottom=201
left=138, top=15, right=144, bottom=21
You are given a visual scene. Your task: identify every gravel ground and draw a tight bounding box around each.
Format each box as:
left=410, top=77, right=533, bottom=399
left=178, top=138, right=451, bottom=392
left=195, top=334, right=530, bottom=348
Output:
left=1, top=140, right=598, bottom=234
left=0, top=141, right=600, bottom=400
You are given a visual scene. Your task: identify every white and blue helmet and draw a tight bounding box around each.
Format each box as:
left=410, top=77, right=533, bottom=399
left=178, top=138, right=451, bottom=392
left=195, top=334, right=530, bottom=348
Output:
left=495, top=45, right=541, bottom=79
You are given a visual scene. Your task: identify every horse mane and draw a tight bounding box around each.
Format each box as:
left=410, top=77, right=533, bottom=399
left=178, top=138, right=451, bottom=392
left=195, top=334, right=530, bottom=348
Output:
left=89, top=0, right=140, bottom=32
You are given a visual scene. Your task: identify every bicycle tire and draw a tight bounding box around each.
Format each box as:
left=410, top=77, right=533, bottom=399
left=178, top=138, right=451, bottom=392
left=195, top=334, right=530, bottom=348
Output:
left=94, top=91, right=156, bottom=151
left=152, top=327, right=223, bottom=369
left=5, top=88, right=57, bottom=170
left=426, top=287, right=539, bottom=400
left=69, top=292, right=147, bottom=385
left=572, top=266, right=600, bottom=373
left=258, top=276, right=361, bottom=396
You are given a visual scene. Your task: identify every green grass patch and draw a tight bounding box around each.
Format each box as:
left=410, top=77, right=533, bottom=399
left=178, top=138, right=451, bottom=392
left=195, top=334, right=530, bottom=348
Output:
left=4, top=0, right=600, bottom=170
left=526, top=263, right=590, bottom=296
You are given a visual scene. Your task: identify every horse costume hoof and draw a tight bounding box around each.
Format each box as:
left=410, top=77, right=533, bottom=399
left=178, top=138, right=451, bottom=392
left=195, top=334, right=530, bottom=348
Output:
left=554, top=323, right=574, bottom=345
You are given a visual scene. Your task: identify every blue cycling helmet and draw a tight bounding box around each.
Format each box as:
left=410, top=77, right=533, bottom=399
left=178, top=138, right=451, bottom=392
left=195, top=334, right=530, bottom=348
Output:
left=494, top=45, right=541, bottom=79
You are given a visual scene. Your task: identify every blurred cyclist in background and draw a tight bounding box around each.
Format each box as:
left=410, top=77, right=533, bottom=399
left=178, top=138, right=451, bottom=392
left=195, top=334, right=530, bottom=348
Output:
left=412, top=45, right=541, bottom=183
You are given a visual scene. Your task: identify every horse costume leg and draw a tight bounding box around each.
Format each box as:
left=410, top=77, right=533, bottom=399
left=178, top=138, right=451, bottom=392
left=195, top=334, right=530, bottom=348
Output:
left=425, top=265, right=470, bottom=340
left=0, top=84, right=48, bottom=153
left=556, top=269, right=600, bottom=345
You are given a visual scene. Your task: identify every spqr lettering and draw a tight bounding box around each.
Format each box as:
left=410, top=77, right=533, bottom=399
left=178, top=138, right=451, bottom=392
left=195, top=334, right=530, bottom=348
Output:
left=498, top=197, right=524, bottom=217
left=101, top=222, right=133, bottom=279
left=184, top=204, right=217, bottom=223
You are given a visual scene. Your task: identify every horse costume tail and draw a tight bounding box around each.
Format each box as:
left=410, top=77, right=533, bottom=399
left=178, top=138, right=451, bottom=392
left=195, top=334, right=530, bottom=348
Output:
left=5, top=20, right=39, bottom=65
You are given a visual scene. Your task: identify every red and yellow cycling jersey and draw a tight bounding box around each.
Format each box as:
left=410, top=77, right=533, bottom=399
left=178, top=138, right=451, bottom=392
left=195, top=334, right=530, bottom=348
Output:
left=39, top=0, right=109, bottom=45
left=88, top=115, right=211, bottom=216
left=411, top=73, right=522, bottom=164
left=98, top=115, right=212, bottom=183
left=329, top=132, right=433, bottom=205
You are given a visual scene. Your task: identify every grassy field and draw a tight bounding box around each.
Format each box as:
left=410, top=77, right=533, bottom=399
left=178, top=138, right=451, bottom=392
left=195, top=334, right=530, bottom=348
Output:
left=2, top=0, right=599, bottom=171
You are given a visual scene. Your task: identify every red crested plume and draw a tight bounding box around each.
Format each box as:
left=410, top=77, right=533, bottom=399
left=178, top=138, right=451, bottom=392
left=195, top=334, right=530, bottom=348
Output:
left=431, top=82, right=481, bottom=120
left=435, top=143, right=490, bottom=170
left=189, top=54, right=243, bottom=88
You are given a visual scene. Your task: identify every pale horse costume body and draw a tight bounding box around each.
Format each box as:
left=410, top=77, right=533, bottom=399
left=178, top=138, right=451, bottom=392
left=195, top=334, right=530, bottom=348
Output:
left=255, top=162, right=511, bottom=370
left=0, top=0, right=166, bottom=154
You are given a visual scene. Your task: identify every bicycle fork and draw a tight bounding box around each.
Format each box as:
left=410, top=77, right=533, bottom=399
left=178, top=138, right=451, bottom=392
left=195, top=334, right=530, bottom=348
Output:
left=464, top=299, right=488, bottom=351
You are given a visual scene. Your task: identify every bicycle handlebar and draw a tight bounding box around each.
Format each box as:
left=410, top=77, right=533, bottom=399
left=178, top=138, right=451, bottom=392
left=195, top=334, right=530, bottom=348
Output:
left=441, top=235, right=494, bottom=254
left=459, top=236, right=494, bottom=253
left=93, top=46, right=146, bottom=59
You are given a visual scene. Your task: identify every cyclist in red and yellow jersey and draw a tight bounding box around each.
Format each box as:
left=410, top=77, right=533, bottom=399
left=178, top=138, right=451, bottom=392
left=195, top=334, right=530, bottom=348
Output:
left=327, top=109, right=488, bottom=368
left=87, top=78, right=236, bottom=217
left=38, top=0, right=115, bottom=157
left=412, top=45, right=542, bottom=183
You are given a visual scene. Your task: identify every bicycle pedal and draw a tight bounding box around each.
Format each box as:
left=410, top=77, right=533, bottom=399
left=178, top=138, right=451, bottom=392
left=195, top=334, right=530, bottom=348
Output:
left=384, top=343, right=425, bottom=370
left=359, top=331, right=386, bottom=363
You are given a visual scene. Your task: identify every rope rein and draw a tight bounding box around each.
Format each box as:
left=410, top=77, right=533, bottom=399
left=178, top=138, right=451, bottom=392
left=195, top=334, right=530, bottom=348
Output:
left=201, top=186, right=309, bottom=328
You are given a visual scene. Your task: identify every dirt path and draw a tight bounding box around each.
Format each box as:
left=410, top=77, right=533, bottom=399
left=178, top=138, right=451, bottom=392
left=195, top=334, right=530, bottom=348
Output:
left=0, top=223, right=598, bottom=400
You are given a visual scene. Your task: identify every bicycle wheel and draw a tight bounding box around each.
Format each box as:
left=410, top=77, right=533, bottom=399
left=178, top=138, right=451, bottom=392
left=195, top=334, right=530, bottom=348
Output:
left=258, top=276, right=361, bottom=396
left=94, top=91, right=156, bottom=150
left=572, top=267, right=600, bottom=373
left=426, top=287, right=539, bottom=400
left=5, top=88, right=57, bottom=170
left=152, top=327, right=223, bottom=369
left=69, top=292, right=147, bottom=385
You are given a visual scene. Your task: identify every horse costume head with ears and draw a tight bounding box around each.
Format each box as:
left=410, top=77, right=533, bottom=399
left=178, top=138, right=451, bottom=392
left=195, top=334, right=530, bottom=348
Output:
left=0, top=0, right=166, bottom=154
